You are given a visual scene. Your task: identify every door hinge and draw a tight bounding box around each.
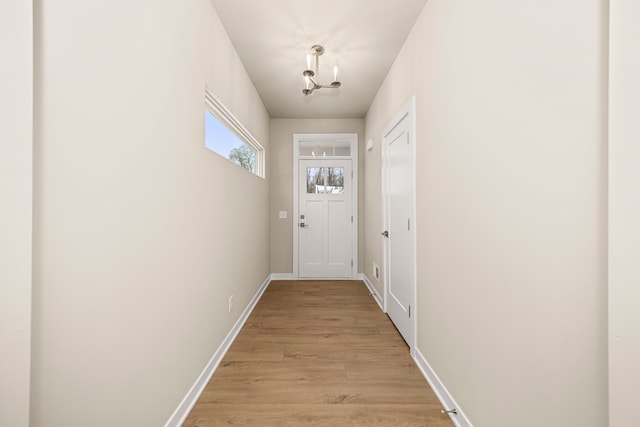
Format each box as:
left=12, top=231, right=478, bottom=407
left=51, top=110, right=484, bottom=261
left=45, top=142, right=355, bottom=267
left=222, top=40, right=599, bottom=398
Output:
left=408, top=305, right=411, bottom=318
left=408, top=219, right=410, bottom=231
left=351, top=171, right=353, bottom=179
left=351, top=215, right=353, bottom=223
left=351, top=260, right=353, bottom=267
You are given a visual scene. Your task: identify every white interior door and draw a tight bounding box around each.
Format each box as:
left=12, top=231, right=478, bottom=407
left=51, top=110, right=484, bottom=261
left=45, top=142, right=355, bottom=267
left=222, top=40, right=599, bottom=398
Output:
left=383, top=98, right=415, bottom=348
left=298, top=159, right=353, bottom=278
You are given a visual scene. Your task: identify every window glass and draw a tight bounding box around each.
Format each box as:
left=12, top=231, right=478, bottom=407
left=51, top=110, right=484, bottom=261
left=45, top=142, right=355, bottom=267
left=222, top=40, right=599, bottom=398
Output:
left=205, top=110, right=256, bottom=173
left=306, top=167, right=325, bottom=193
left=306, top=167, right=344, bottom=194
left=298, top=141, right=351, bottom=157
left=334, top=146, right=351, bottom=156
left=326, top=167, right=344, bottom=193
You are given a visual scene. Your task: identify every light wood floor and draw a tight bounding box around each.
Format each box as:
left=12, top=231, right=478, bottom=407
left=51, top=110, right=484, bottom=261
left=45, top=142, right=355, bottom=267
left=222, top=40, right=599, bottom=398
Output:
left=183, top=280, right=454, bottom=427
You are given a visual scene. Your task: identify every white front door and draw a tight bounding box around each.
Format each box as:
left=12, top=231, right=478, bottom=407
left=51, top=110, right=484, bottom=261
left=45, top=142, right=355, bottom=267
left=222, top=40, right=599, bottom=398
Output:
left=298, top=159, right=353, bottom=278
left=383, top=98, right=415, bottom=348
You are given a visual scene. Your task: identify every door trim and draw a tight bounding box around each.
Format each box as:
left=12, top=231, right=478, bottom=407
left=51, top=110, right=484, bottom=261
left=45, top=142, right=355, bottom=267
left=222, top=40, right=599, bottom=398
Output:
left=293, top=133, right=358, bottom=279
left=382, top=97, right=416, bottom=354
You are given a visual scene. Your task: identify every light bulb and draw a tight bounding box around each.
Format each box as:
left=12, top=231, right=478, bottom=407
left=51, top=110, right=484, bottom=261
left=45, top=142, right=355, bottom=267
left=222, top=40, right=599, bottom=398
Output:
left=304, top=75, right=311, bottom=90
left=333, top=65, right=338, bottom=82
left=306, top=54, right=312, bottom=70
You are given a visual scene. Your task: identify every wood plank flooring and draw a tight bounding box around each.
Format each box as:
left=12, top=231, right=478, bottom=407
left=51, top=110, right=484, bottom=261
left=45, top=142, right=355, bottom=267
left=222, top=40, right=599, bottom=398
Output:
left=183, top=280, right=454, bottom=427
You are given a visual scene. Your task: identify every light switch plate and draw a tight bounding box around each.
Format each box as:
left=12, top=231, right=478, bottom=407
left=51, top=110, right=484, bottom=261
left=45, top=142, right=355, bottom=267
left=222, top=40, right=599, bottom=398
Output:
left=279, top=210, right=287, bottom=219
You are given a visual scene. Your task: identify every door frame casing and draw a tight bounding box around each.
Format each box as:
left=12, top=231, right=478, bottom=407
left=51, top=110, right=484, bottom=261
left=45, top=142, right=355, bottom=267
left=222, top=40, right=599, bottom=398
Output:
left=293, top=133, right=359, bottom=279
left=382, top=97, right=417, bottom=355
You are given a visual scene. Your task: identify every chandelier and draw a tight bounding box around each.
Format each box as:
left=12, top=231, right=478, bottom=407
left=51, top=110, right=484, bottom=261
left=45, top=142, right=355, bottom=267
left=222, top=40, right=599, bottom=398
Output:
left=302, top=45, right=341, bottom=96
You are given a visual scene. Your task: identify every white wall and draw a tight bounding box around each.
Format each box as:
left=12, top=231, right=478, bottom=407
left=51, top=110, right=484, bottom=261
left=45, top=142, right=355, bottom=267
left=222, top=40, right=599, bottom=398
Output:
left=270, top=119, right=365, bottom=275
left=0, top=1, right=33, bottom=426
left=609, top=1, right=640, bottom=426
left=31, top=1, right=270, bottom=425
left=364, top=1, right=608, bottom=426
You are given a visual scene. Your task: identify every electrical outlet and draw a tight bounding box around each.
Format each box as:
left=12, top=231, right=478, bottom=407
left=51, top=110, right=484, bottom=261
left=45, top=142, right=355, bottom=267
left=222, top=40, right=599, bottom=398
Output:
left=228, top=295, right=234, bottom=313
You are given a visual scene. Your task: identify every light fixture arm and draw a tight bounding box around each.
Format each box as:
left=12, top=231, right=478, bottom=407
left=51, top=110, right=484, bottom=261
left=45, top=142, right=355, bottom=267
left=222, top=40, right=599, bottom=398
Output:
left=302, top=45, right=341, bottom=96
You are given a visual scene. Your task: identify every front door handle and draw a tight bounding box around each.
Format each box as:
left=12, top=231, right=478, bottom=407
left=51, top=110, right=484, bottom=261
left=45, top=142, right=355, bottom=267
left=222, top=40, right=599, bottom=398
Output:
left=381, top=230, right=389, bottom=237
left=300, top=222, right=307, bottom=228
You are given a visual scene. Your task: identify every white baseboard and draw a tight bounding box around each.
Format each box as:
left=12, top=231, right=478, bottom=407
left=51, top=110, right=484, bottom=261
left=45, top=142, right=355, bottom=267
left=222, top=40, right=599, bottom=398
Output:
left=270, top=273, right=294, bottom=280
left=413, top=348, right=473, bottom=427
left=359, top=273, right=384, bottom=311
left=164, top=275, right=271, bottom=427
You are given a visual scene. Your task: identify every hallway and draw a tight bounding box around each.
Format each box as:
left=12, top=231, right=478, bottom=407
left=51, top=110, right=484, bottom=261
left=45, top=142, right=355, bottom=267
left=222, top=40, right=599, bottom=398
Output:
left=183, top=281, right=454, bottom=426
left=6, top=0, right=633, bottom=426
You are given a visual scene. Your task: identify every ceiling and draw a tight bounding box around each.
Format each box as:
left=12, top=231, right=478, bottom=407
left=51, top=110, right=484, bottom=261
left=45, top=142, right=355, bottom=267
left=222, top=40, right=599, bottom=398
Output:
left=209, top=0, right=428, bottom=119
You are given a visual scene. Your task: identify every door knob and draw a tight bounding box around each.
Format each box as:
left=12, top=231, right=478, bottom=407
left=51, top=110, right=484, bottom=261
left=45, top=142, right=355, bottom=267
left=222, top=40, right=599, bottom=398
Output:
left=381, top=230, right=389, bottom=237
left=300, top=222, right=307, bottom=228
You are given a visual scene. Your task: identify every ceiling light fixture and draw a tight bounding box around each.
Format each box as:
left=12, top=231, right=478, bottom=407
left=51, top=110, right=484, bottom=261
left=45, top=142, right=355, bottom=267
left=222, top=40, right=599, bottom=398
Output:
left=302, top=45, right=341, bottom=96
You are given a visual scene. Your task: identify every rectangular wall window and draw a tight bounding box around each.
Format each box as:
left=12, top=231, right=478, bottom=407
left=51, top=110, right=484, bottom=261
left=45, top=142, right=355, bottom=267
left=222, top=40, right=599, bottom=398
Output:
left=204, top=88, right=264, bottom=178
left=205, top=111, right=256, bottom=173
